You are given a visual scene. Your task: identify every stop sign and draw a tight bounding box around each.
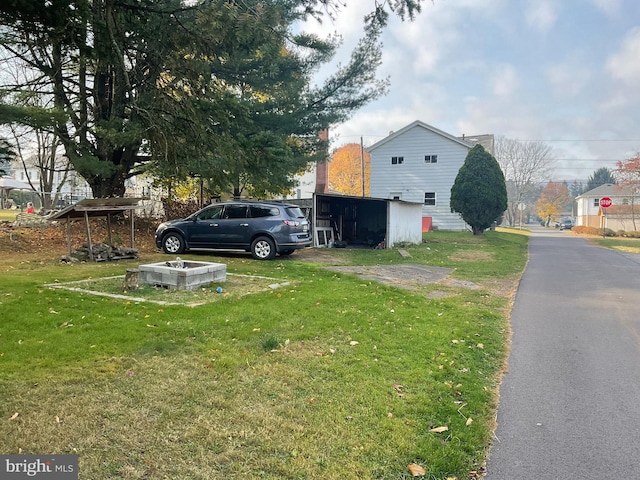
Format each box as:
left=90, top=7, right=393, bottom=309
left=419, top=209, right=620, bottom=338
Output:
left=600, top=197, right=612, bottom=208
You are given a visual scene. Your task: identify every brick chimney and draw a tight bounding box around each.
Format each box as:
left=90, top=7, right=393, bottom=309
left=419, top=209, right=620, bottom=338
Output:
left=315, top=128, right=329, bottom=193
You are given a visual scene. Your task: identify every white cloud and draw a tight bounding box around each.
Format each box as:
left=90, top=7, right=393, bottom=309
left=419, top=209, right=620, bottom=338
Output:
left=525, top=0, right=558, bottom=33
left=491, top=64, right=519, bottom=97
left=606, top=27, right=640, bottom=85
left=329, top=85, right=448, bottom=147
left=589, top=0, right=622, bottom=16
left=545, top=63, right=590, bottom=97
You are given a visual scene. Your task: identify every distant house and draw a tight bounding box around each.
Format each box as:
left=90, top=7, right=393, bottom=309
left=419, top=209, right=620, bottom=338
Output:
left=367, top=120, right=493, bottom=231
left=576, top=183, right=640, bottom=231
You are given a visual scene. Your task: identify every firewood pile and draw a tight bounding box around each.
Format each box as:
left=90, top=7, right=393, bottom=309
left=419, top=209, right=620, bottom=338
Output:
left=66, top=243, right=139, bottom=262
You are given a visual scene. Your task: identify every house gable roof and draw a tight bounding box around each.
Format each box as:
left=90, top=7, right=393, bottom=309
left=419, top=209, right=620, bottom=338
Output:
left=576, top=183, right=634, bottom=199
left=367, top=120, right=473, bottom=152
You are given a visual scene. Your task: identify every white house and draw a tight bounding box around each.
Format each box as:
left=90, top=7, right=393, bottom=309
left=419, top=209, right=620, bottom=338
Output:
left=576, top=183, right=640, bottom=231
left=368, top=120, right=491, bottom=231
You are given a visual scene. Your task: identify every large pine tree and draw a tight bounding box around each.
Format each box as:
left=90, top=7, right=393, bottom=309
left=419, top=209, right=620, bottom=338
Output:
left=0, top=0, right=424, bottom=199
left=586, top=167, right=616, bottom=191
left=450, top=145, right=508, bottom=235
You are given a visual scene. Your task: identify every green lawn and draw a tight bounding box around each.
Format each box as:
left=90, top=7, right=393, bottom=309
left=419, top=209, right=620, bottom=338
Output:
left=0, top=230, right=528, bottom=479
left=0, top=208, right=18, bottom=221
left=589, top=236, right=640, bottom=253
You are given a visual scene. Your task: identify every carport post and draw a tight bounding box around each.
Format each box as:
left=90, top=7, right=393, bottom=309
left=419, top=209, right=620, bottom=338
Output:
left=130, top=210, right=135, bottom=248
left=106, top=213, right=113, bottom=245
left=84, top=210, right=94, bottom=261
left=65, top=217, right=72, bottom=256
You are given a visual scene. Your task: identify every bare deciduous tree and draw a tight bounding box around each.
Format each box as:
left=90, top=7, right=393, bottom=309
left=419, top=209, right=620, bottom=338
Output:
left=1, top=57, right=72, bottom=210
left=495, top=136, right=554, bottom=226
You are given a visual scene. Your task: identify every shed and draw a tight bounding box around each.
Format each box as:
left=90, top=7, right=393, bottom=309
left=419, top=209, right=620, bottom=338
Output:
left=48, top=198, right=142, bottom=261
left=312, top=193, right=422, bottom=248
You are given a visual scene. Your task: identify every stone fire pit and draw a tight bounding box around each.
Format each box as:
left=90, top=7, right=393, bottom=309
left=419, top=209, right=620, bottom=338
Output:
left=138, top=259, right=226, bottom=291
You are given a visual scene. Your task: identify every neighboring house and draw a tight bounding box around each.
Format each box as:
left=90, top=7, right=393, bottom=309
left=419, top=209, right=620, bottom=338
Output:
left=576, top=183, right=640, bottom=231
left=368, top=120, right=491, bottom=231
left=10, top=159, right=93, bottom=208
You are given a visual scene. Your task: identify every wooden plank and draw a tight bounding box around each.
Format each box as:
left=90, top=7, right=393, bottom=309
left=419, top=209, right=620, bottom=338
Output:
left=84, top=210, right=94, bottom=261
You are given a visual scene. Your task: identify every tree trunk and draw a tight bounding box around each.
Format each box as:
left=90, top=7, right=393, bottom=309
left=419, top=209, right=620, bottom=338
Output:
left=88, top=168, right=128, bottom=198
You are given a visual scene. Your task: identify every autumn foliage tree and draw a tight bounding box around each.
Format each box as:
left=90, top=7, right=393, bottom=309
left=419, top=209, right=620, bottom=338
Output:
left=615, top=153, right=640, bottom=230
left=536, top=182, right=571, bottom=226
left=329, top=143, right=370, bottom=196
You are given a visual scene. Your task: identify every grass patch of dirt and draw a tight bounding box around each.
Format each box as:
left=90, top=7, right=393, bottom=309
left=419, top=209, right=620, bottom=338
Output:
left=448, top=250, right=494, bottom=262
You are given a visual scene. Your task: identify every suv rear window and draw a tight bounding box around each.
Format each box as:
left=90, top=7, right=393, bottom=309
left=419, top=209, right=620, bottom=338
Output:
left=285, top=207, right=305, bottom=219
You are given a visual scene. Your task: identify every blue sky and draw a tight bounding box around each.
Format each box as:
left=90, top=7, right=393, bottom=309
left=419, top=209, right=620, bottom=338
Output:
left=304, top=0, right=640, bottom=181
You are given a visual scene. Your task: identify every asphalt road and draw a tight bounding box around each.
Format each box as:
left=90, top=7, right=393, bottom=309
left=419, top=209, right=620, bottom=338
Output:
left=485, top=227, right=640, bottom=480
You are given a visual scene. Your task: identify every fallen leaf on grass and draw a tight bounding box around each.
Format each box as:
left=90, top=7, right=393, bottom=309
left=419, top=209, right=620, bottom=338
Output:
left=146, top=324, right=156, bottom=328
left=407, top=463, right=426, bottom=476
left=466, top=417, right=473, bottom=426
left=429, top=426, right=449, bottom=433
left=349, top=341, right=359, bottom=346
left=10, top=412, right=19, bottom=420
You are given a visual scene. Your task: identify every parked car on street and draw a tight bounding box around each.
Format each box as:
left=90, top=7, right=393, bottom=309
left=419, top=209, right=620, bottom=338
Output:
left=559, top=219, right=574, bottom=231
left=155, top=201, right=312, bottom=260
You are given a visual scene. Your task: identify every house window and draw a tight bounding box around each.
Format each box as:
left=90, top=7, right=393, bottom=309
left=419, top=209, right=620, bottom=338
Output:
left=424, top=155, right=438, bottom=164
left=623, top=198, right=629, bottom=205
left=593, top=198, right=600, bottom=207
left=391, top=156, right=404, bottom=165
left=424, top=192, right=436, bottom=206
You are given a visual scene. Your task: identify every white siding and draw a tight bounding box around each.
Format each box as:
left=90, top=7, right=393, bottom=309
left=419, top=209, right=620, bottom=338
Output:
left=369, top=123, right=470, bottom=230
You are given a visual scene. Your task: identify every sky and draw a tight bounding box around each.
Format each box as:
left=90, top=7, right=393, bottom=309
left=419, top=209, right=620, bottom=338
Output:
left=303, top=0, right=640, bottom=182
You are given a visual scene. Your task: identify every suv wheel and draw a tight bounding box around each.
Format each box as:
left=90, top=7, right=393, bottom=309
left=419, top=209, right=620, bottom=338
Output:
left=251, top=236, right=276, bottom=260
left=162, top=232, right=186, bottom=254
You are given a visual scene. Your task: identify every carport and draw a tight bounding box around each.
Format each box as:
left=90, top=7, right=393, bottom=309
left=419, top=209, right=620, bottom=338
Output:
left=48, top=198, right=141, bottom=261
left=312, top=193, right=422, bottom=248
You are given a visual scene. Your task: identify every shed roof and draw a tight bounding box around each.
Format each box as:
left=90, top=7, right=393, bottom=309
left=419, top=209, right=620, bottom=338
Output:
left=49, top=198, right=141, bottom=220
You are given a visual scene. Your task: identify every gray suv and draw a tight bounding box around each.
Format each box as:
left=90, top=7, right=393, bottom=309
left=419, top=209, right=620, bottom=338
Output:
left=155, top=201, right=312, bottom=260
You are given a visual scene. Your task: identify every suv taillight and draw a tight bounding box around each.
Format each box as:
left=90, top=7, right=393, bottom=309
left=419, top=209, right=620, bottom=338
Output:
left=283, top=220, right=300, bottom=227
